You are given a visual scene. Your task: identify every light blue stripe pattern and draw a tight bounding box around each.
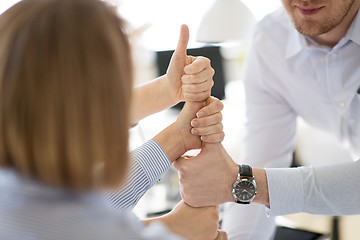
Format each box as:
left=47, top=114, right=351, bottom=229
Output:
left=104, top=140, right=171, bottom=211
left=0, top=168, right=181, bottom=240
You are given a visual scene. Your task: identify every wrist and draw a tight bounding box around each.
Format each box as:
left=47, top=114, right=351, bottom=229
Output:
left=153, top=123, right=186, bottom=163
left=227, top=163, right=239, bottom=202
left=252, top=168, right=270, bottom=206
left=161, top=74, right=181, bottom=106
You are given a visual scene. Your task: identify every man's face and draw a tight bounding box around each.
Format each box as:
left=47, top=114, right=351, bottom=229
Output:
left=281, top=0, right=355, bottom=36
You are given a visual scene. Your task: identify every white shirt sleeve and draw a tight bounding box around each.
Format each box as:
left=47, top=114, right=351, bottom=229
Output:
left=266, top=160, right=360, bottom=216
left=222, top=14, right=298, bottom=240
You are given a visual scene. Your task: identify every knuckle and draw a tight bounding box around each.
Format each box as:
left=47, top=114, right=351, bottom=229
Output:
left=205, top=78, right=213, bottom=87
left=204, top=57, right=211, bottom=65
left=216, top=100, right=224, bottom=110
left=219, top=132, right=225, bottom=141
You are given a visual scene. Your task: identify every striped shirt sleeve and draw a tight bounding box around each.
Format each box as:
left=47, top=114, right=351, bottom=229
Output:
left=104, top=140, right=171, bottom=211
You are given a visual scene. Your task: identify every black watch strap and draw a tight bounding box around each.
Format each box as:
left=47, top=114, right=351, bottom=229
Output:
left=239, top=164, right=252, bottom=178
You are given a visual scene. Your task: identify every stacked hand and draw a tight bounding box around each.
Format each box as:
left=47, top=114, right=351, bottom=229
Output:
left=170, top=25, right=224, bottom=152
left=153, top=25, right=224, bottom=162
left=173, top=143, right=238, bottom=207
left=149, top=201, right=227, bottom=240
left=166, top=25, right=228, bottom=240
left=165, top=24, right=215, bottom=103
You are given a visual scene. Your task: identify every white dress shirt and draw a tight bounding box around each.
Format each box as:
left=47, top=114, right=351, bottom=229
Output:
left=222, top=8, right=360, bottom=240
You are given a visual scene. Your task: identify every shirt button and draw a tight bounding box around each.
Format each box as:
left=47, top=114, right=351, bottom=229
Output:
left=331, top=53, right=338, bottom=60
left=338, top=101, right=345, bottom=108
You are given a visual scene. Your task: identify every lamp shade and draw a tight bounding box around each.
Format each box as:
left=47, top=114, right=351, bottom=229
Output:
left=196, top=0, right=256, bottom=43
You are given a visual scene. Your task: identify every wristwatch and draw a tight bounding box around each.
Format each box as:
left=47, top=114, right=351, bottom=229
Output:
left=232, top=164, right=257, bottom=204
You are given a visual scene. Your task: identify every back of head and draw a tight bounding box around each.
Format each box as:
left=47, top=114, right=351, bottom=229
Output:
left=0, top=0, right=133, bottom=191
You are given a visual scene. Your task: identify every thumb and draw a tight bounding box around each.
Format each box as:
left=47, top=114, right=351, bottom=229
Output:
left=179, top=101, right=205, bottom=122
left=174, top=24, right=189, bottom=59
left=215, top=230, right=228, bottom=240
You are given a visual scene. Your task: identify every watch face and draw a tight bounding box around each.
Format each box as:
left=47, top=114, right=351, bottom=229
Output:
left=234, top=179, right=256, bottom=201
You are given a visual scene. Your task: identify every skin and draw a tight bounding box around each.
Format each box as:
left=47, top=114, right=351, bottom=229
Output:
left=173, top=143, right=269, bottom=207
left=143, top=25, right=227, bottom=239
left=281, top=0, right=360, bottom=47
left=131, top=25, right=223, bottom=144
left=130, top=25, right=215, bottom=127
left=173, top=0, right=360, bottom=210
left=143, top=201, right=226, bottom=240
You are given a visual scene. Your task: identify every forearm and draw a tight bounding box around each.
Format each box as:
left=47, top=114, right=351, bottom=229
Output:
left=265, top=161, right=360, bottom=216
left=152, top=123, right=186, bottom=163
left=152, top=101, right=206, bottom=163
left=131, top=75, right=178, bottom=124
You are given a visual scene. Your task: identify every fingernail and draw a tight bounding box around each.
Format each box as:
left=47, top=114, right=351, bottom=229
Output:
left=191, top=128, right=198, bottom=135
left=196, top=111, right=205, bottom=118
left=191, top=119, right=198, bottom=127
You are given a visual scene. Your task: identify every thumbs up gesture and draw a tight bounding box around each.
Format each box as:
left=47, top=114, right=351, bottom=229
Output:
left=166, top=25, right=214, bottom=103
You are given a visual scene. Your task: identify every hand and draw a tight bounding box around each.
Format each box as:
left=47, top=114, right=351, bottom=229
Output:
left=173, top=143, right=238, bottom=207
left=155, top=200, right=221, bottom=240
left=175, top=97, right=224, bottom=152
left=165, top=24, right=214, bottom=103
left=216, top=230, right=228, bottom=240
left=191, top=96, right=224, bottom=143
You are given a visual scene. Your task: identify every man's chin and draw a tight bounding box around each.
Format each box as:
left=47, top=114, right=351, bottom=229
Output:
left=294, top=22, right=328, bottom=36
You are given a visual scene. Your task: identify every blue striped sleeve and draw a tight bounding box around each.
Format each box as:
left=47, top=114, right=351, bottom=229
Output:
left=104, top=140, right=171, bottom=211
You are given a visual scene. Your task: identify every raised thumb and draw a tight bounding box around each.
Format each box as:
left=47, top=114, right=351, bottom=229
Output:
left=174, top=24, right=189, bottom=58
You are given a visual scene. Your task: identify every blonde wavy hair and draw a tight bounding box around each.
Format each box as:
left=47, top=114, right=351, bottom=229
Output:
left=0, top=0, right=133, bottom=191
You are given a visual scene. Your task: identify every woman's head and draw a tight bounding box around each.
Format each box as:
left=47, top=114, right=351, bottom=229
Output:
left=0, top=0, right=132, bottom=191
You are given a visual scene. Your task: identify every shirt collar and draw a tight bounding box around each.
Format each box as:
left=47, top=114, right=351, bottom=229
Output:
left=345, top=9, right=360, bottom=46
left=285, top=21, right=309, bottom=59
left=285, top=9, right=360, bottom=59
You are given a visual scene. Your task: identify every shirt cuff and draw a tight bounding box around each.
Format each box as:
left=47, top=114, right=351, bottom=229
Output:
left=132, top=139, right=172, bottom=187
left=264, top=167, right=304, bottom=216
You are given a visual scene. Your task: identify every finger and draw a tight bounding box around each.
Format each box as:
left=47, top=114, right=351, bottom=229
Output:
left=191, top=112, right=222, bottom=127
left=191, top=123, right=223, bottom=136
left=172, top=155, right=192, bottom=170
left=182, top=80, right=213, bottom=94
left=183, top=91, right=211, bottom=102
left=172, top=158, right=182, bottom=170
left=196, top=98, right=224, bottom=118
left=182, top=67, right=214, bottom=85
left=215, top=230, right=228, bottom=240
left=200, top=132, right=225, bottom=143
left=174, top=24, right=189, bottom=58
left=184, top=56, right=212, bottom=74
